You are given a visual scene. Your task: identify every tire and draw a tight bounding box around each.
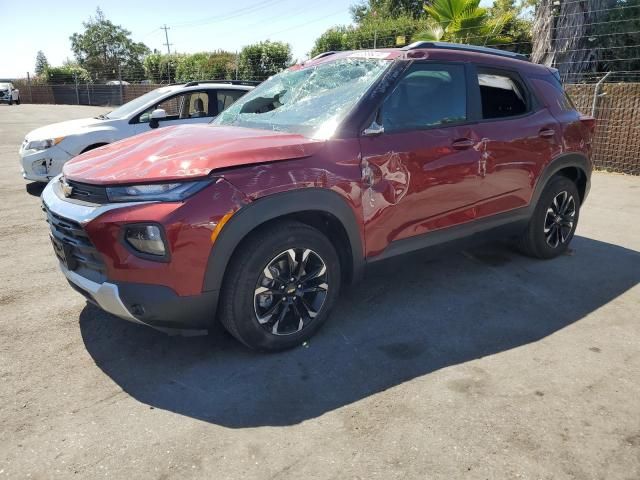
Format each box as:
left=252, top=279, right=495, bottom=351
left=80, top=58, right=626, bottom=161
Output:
left=8, top=98, right=12, bottom=105
left=518, top=175, right=580, bottom=259
left=219, top=220, right=341, bottom=352
left=15, top=96, right=20, bottom=105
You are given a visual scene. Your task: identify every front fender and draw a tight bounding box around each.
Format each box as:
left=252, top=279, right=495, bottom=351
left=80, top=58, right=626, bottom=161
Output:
left=202, top=187, right=365, bottom=293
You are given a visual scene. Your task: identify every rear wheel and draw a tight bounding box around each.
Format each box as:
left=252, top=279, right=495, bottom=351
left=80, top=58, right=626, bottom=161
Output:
left=219, top=220, right=341, bottom=351
left=518, top=175, right=580, bottom=259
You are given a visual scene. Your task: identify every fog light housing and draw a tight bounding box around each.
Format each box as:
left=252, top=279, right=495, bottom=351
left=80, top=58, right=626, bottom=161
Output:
left=124, top=224, right=167, bottom=258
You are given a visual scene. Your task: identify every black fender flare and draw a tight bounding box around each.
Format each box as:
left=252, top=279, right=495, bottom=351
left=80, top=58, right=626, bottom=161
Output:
left=202, top=188, right=365, bottom=293
left=529, top=152, right=592, bottom=213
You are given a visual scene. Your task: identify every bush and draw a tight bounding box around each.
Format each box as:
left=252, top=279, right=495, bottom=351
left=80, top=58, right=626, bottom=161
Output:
left=43, top=65, right=91, bottom=84
left=238, top=41, right=293, bottom=81
left=174, top=51, right=237, bottom=82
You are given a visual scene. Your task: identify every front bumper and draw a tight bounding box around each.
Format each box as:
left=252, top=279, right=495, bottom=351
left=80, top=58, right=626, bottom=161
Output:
left=19, top=144, right=73, bottom=182
left=42, top=178, right=214, bottom=335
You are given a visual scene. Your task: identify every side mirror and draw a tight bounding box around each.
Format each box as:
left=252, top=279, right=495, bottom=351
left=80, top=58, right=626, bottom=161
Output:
left=149, top=108, right=167, bottom=129
left=362, top=120, right=384, bottom=137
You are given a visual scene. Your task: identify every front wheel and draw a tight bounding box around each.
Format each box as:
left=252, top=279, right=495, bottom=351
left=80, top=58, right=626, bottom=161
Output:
left=219, top=220, right=341, bottom=351
left=518, top=175, right=580, bottom=259
left=15, top=96, right=20, bottom=105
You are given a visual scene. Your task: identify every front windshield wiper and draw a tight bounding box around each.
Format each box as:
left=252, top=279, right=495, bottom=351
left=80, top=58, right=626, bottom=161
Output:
left=94, top=113, right=110, bottom=120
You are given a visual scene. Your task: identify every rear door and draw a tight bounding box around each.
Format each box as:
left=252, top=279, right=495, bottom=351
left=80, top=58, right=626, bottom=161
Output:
left=468, top=67, right=563, bottom=217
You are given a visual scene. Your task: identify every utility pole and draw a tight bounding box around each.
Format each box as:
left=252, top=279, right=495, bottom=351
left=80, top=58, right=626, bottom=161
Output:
left=161, top=24, right=173, bottom=83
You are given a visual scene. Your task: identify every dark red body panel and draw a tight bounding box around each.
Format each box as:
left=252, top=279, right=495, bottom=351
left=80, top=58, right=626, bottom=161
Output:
left=63, top=125, right=325, bottom=185
left=65, top=46, right=591, bottom=306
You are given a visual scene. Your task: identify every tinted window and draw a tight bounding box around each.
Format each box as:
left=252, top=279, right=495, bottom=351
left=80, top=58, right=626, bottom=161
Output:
left=478, top=71, right=528, bottom=119
left=381, top=64, right=467, bottom=132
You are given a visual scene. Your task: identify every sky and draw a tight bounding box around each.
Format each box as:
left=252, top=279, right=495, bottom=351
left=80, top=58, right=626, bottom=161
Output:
left=0, top=0, right=355, bottom=78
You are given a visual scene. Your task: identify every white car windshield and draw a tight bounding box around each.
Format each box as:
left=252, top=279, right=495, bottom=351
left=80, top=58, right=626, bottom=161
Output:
left=213, top=57, right=391, bottom=139
left=104, top=87, right=174, bottom=119
left=0, top=83, right=11, bottom=89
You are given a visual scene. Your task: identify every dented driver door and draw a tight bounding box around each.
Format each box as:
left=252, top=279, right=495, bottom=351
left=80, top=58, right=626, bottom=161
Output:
left=359, top=62, right=485, bottom=258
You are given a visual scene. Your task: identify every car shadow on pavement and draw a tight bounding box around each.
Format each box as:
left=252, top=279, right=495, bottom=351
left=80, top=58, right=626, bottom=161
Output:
left=80, top=235, right=639, bottom=428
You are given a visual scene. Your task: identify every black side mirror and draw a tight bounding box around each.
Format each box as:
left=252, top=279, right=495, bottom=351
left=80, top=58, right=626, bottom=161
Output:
left=149, top=118, right=159, bottom=129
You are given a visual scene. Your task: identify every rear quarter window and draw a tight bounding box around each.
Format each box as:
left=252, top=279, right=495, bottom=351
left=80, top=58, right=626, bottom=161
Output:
left=529, top=73, right=578, bottom=115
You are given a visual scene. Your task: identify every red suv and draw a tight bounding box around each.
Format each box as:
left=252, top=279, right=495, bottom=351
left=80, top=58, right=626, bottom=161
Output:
left=42, top=42, right=595, bottom=351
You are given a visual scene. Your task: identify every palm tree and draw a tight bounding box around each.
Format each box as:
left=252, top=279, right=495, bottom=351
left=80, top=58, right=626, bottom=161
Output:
left=414, top=0, right=513, bottom=45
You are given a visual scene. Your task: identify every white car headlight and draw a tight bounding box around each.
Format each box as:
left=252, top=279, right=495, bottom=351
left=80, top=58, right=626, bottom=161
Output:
left=26, top=137, right=65, bottom=151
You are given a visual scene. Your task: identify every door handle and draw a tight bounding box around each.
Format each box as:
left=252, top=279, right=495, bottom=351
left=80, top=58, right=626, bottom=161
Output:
left=539, top=128, right=556, bottom=138
left=451, top=138, right=475, bottom=150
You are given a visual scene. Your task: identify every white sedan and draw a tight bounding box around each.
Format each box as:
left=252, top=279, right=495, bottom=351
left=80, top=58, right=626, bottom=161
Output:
left=19, top=81, right=254, bottom=182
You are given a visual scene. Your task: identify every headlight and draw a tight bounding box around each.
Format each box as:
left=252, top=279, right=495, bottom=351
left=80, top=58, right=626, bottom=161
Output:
left=124, top=224, right=167, bottom=257
left=26, top=137, right=65, bottom=151
left=106, top=179, right=212, bottom=202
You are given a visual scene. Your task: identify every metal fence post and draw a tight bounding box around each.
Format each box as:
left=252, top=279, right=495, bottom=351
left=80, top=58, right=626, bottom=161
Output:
left=235, top=51, right=239, bottom=80
left=117, top=63, right=124, bottom=105
left=74, top=73, right=80, bottom=104
left=591, top=72, right=611, bottom=117
left=87, top=82, right=91, bottom=106
left=26, top=72, right=33, bottom=103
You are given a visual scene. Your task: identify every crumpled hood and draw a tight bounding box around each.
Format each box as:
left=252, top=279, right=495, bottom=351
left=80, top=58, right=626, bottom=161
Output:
left=63, top=124, right=325, bottom=185
left=25, top=117, right=106, bottom=142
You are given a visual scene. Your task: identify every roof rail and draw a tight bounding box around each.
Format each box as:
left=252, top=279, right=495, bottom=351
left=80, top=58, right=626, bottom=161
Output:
left=182, top=79, right=262, bottom=87
left=402, top=41, right=529, bottom=62
left=309, top=51, right=337, bottom=62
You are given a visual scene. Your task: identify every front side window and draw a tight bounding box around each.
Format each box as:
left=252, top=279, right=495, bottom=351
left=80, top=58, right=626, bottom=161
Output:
left=477, top=70, right=528, bottom=119
left=214, top=57, right=391, bottom=139
left=380, top=63, right=467, bottom=133
left=106, top=87, right=174, bottom=120
left=138, top=91, right=215, bottom=122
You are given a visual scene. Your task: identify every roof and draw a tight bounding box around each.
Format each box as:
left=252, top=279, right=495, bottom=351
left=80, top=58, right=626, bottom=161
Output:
left=300, top=42, right=547, bottom=75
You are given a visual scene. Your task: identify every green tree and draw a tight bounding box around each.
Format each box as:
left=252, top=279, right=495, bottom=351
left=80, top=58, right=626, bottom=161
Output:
left=70, top=7, right=150, bottom=82
left=415, top=0, right=513, bottom=45
left=488, top=0, right=533, bottom=54
left=593, top=0, right=640, bottom=78
left=175, top=51, right=237, bottom=82
left=35, top=51, right=49, bottom=76
left=311, top=16, right=431, bottom=56
left=143, top=52, right=182, bottom=83
left=350, top=0, right=426, bottom=22
left=238, top=41, right=292, bottom=81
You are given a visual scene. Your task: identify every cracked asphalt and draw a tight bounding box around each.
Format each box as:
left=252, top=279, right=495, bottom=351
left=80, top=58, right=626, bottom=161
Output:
left=1, top=104, right=639, bottom=479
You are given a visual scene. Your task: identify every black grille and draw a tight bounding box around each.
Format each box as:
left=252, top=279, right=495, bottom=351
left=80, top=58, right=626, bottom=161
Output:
left=66, top=180, right=109, bottom=204
left=43, top=204, right=106, bottom=275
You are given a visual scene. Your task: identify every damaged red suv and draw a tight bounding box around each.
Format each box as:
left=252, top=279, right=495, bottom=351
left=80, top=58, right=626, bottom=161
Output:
left=42, top=42, right=594, bottom=351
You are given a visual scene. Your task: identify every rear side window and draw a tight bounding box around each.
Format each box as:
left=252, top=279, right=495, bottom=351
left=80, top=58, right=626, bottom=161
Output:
left=477, top=70, right=528, bottom=119
left=381, top=63, right=467, bottom=132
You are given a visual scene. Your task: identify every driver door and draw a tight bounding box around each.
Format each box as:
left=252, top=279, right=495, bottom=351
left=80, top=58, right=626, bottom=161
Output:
left=131, top=90, right=217, bottom=134
left=359, top=62, right=485, bottom=258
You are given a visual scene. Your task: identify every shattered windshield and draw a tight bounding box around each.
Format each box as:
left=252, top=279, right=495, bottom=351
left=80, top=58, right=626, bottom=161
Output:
left=213, top=56, right=391, bottom=139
